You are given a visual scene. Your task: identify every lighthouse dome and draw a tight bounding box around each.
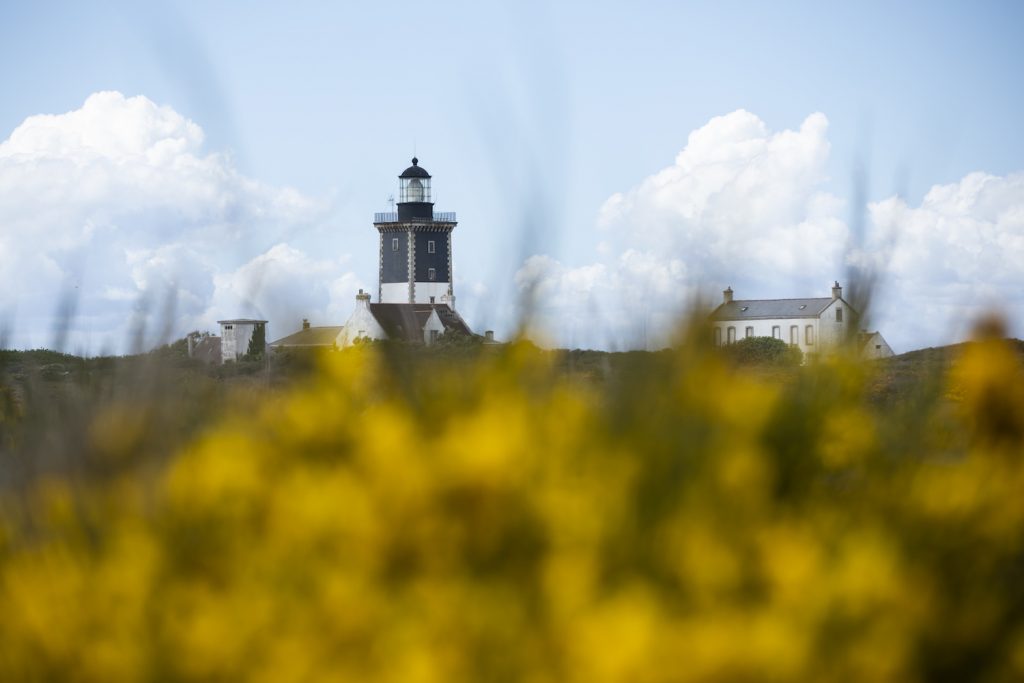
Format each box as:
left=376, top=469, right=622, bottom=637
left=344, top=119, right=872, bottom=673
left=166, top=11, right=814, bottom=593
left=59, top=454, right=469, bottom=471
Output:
left=399, top=157, right=431, bottom=179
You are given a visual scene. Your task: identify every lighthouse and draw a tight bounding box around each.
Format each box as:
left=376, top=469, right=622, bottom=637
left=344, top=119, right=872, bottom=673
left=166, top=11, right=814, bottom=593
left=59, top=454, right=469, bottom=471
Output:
left=267, top=156, right=475, bottom=348
left=374, top=157, right=457, bottom=306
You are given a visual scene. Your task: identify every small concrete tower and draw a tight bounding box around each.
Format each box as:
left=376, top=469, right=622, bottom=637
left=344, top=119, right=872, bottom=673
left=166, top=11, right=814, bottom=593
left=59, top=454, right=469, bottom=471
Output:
left=374, top=158, right=457, bottom=306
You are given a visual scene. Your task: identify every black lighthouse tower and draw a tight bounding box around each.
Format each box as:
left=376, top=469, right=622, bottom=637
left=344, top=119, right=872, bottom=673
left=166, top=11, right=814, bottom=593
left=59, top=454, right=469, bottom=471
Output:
left=374, top=158, right=457, bottom=305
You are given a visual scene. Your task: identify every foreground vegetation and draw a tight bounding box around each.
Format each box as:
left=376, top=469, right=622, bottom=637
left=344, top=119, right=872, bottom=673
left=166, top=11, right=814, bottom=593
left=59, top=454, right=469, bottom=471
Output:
left=1, top=323, right=1023, bottom=681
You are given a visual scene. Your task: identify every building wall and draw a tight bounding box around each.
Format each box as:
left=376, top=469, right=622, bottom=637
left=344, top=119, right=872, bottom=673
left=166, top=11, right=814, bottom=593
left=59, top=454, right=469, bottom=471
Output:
left=817, top=298, right=852, bottom=349
left=412, top=282, right=451, bottom=305
left=422, top=310, right=446, bottom=344
left=862, top=333, right=895, bottom=359
left=712, top=317, right=822, bottom=356
left=712, top=299, right=858, bottom=358
left=338, top=302, right=387, bottom=347
left=381, top=282, right=411, bottom=304
left=413, top=231, right=450, bottom=283
left=220, top=322, right=263, bottom=363
left=379, top=230, right=410, bottom=302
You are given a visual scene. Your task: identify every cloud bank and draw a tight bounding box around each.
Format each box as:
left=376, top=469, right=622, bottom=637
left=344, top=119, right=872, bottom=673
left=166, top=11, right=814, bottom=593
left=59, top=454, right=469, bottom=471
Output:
left=866, top=172, right=1024, bottom=349
left=518, top=110, right=1023, bottom=351
left=0, top=92, right=360, bottom=351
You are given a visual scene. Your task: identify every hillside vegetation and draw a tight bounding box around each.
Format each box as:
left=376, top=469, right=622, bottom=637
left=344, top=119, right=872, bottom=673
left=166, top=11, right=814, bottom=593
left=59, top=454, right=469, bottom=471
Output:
left=1, top=325, right=1024, bottom=681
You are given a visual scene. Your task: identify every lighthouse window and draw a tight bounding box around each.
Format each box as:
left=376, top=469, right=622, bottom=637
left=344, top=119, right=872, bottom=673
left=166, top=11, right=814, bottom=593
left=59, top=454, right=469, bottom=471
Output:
left=392, top=238, right=399, bottom=252
left=428, top=240, right=435, bottom=254
left=428, top=268, right=436, bottom=281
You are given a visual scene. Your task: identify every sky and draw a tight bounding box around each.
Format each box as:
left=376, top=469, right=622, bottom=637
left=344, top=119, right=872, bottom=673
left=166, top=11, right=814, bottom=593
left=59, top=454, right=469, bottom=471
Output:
left=0, top=1, right=1022, bottom=353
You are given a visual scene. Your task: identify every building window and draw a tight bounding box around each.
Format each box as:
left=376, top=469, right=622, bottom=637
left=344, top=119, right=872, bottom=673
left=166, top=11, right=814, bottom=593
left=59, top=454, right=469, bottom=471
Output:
left=428, top=268, right=436, bottom=281
left=428, top=240, right=435, bottom=254
left=429, top=329, right=440, bottom=344
left=224, top=325, right=233, bottom=330
left=392, top=238, right=399, bottom=251
left=745, top=326, right=754, bottom=339
left=790, top=325, right=798, bottom=345
left=430, top=296, right=435, bottom=304
left=727, top=326, right=736, bottom=344
left=772, top=325, right=781, bottom=339
left=714, top=327, right=722, bottom=346
left=836, top=307, right=843, bottom=322
left=805, top=325, right=814, bottom=345
left=875, top=344, right=881, bottom=350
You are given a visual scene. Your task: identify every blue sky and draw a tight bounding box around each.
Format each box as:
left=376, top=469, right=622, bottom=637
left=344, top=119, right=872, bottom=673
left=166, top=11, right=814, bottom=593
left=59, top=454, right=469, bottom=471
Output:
left=1, top=1, right=1022, bottom=351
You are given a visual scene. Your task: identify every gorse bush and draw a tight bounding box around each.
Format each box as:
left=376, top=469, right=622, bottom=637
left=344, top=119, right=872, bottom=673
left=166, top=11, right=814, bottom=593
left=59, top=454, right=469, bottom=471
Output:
left=1, top=321, right=1024, bottom=682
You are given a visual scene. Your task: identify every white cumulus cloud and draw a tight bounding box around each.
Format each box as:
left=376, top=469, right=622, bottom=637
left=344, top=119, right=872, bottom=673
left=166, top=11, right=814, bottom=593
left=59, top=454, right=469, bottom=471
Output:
left=866, top=172, right=1024, bottom=349
left=0, top=91, right=353, bottom=351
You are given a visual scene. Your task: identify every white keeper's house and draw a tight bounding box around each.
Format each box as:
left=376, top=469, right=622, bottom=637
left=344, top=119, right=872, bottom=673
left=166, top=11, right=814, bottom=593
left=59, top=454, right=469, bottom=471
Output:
left=709, top=281, right=893, bottom=359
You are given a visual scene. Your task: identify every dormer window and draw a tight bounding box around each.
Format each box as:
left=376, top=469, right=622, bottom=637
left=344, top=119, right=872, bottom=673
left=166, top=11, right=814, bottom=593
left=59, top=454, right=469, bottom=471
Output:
left=799, top=304, right=807, bottom=310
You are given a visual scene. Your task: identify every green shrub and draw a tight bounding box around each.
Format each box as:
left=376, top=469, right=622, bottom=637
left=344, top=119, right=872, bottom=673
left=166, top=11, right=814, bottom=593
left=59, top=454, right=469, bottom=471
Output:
left=723, top=335, right=803, bottom=366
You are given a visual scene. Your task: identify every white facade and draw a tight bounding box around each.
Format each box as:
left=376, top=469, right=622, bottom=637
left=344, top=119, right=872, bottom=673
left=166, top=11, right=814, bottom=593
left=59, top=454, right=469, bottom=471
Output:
left=712, top=304, right=846, bottom=356
left=860, top=332, right=895, bottom=359
left=218, top=319, right=267, bottom=363
left=380, top=282, right=412, bottom=305
left=710, top=283, right=856, bottom=358
left=337, top=292, right=388, bottom=347
left=380, top=281, right=453, bottom=305
left=422, top=309, right=446, bottom=344
left=414, top=281, right=452, bottom=305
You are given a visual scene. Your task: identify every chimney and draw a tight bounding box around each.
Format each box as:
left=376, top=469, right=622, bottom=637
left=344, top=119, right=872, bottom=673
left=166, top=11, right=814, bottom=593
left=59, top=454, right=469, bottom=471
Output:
left=355, top=288, right=372, bottom=309
left=723, top=286, right=734, bottom=304
left=485, top=330, right=494, bottom=342
left=832, top=281, right=842, bottom=300
left=187, top=334, right=195, bottom=358
left=302, top=318, right=310, bottom=330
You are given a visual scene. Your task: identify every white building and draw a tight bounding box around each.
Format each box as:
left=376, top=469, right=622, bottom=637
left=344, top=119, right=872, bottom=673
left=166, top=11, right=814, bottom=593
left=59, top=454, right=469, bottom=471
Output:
left=217, top=319, right=268, bottom=363
left=709, top=282, right=893, bottom=359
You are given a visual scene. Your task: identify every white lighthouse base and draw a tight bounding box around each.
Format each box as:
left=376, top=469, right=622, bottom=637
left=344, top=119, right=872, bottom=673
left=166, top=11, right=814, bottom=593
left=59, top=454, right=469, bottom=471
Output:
left=380, top=281, right=453, bottom=305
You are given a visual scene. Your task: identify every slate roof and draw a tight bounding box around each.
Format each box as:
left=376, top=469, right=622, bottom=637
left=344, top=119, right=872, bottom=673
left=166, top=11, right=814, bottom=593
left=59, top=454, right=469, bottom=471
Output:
left=368, top=303, right=473, bottom=342
left=269, top=326, right=343, bottom=348
left=431, top=305, right=473, bottom=336
left=710, top=298, right=834, bottom=321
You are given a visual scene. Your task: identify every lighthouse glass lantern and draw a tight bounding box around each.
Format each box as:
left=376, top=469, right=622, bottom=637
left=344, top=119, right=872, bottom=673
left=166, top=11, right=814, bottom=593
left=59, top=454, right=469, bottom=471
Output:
left=398, top=157, right=432, bottom=204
